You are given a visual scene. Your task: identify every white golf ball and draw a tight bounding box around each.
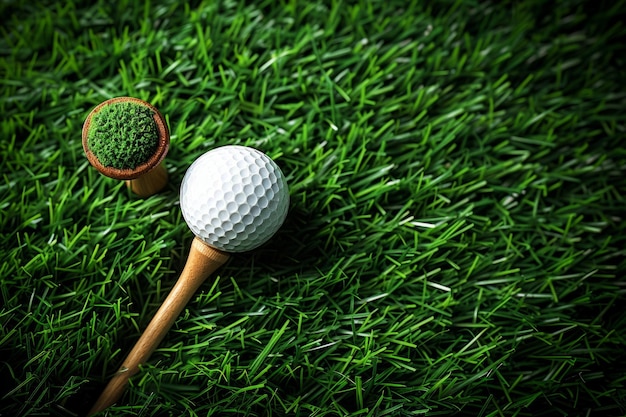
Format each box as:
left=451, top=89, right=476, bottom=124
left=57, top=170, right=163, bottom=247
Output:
left=180, top=145, right=289, bottom=252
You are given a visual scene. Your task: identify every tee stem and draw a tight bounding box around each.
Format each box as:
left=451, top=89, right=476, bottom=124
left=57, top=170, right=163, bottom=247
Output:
left=125, top=162, right=168, bottom=197
left=87, top=237, right=229, bottom=416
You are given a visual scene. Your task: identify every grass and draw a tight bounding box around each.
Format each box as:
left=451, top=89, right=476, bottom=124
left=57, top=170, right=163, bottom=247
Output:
left=87, top=101, right=159, bottom=169
left=1, top=0, right=625, bottom=416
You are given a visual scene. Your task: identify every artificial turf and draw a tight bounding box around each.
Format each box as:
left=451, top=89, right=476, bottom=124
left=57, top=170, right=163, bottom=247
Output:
left=87, top=101, right=160, bottom=170
left=1, top=0, right=626, bottom=416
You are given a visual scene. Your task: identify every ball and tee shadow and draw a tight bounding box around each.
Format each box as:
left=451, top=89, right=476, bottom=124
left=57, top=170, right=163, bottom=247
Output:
left=73, top=102, right=340, bottom=416
left=71, top=209, right=331, bottom=417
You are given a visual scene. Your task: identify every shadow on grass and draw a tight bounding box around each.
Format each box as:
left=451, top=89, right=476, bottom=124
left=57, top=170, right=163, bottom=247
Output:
left=62, top=203, right=327, bottom=416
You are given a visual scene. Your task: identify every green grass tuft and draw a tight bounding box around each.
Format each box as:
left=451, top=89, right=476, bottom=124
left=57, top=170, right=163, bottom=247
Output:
left=1, top=0, right=626, bottom=416
left=88, top=101, right=159, bottom=169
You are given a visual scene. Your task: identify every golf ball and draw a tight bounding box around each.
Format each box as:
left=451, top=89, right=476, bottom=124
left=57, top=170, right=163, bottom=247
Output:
left=180, top=145, right=289, bottom=252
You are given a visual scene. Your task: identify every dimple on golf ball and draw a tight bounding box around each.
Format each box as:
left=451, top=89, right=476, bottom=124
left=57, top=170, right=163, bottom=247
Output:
left=180, top=145, right=289, bottom=252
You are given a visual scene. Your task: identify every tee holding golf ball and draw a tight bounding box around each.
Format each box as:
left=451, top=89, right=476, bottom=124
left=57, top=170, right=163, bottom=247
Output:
left=87, top=145, right=289, bottom=416
left=82, top=97, right=170, bottom=197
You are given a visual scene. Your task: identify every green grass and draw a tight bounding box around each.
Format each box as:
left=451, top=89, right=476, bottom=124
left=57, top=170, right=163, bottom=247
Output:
left=88, top=101, right=159, bottom=169
left=1, top=0, right=626, bottom=416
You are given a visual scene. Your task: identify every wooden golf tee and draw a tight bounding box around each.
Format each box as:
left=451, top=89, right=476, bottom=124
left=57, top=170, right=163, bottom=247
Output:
left=87, top=237, right=230, bottom=416
left=124, top=162, right=168, bottom=198
left=82, top=97, right=170, bottom=198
